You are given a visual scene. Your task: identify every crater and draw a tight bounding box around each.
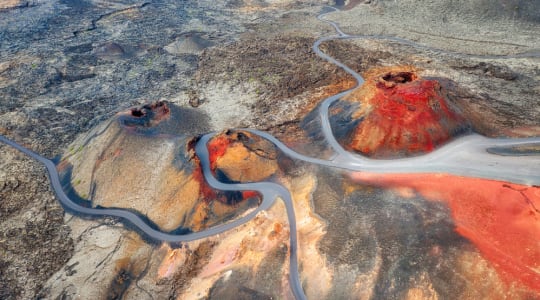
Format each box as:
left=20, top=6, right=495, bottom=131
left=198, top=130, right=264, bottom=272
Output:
left=381, top=71, right=416, bottom=85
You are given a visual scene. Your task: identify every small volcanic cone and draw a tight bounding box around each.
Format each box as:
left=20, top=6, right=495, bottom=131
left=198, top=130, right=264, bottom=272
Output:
left=189, top=131, right=277, bottom=207
left=164, top=33, right=214, bottom=55
left=59, top=102, right=261, bottom=233
left=207, top=130, right=278, bottom=183
left=341, top=66, right=470, bottom=158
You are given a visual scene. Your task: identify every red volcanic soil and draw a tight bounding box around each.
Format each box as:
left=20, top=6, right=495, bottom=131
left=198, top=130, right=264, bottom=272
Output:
left=350, top=171, right=540, bottom=293
left=343, top=66, right=469, bottom=157
left=207, top=134, right=230, bottom=170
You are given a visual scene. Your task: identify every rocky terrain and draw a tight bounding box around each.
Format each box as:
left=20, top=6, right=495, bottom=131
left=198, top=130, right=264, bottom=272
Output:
left=1, top=0, right=539, bottom=299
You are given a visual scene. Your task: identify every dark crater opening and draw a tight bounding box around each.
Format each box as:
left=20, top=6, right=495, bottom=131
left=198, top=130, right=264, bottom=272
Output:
left=131, top=108, right=145, bottom=117
left=382, top=72, right=416, bottom=84
left=130, top=101, right=170, bottom=118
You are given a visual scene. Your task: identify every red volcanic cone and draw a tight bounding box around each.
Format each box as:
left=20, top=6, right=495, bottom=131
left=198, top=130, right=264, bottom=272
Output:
left=192, top=130, right=278, bottom=204
left=344, top=66, right=470, bottom=157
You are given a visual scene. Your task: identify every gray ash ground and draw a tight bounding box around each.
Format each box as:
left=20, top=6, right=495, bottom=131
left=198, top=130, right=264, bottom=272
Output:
left=312, top=167, right=468, bottom=299
left=1, top=0, right=539, bottom=299
left=0, top=150, right=73, bottom=299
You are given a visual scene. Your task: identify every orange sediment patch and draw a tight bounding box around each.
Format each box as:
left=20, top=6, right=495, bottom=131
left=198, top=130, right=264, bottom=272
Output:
left=216, top=143, right=278, bottom=182
left=158, top=246, right=186, bottom=279
left=350, top=171, right=540, bottom=293
left=0, top=0, right=22, bottom=9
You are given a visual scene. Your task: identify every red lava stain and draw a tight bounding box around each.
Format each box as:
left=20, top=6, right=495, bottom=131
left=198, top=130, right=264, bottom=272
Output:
left=186, top=136, right=218, bottom=201
left=191, top=160, right=218, bottom=201
left=345, top=66, right=469, bottom=157
left=350, top=171, right=540, bottom=292
left=112, top=148, right=123, bottom=158
left=241, top=190, right=259, bottom=199
left=207, top=135, right=230, bottom=171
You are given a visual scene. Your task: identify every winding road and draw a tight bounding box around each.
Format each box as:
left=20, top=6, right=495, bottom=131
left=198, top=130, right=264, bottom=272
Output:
left=1, top=5, right=539, bottom=300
